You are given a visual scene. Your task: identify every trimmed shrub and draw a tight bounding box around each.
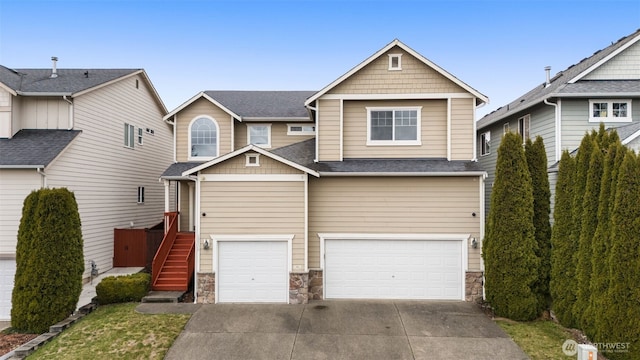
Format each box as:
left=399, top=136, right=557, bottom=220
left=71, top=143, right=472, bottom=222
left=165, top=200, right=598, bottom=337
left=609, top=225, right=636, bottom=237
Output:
left=11, top=188, right=84, bottom=333
left=525, top=136, right=551, bottom=312
left=483, top=132, right=539, bottom=321
left=550, top=150, right=577, bottom=327
left=604, top=152, right=640, bottom=360
left=96, top=273, right=151, bottom=304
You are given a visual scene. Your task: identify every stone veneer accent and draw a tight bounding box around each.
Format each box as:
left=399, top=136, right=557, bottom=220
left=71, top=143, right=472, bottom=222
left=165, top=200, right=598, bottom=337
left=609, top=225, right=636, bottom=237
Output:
left=289, top=273, right=309, bottom=304
left=308, top=270, right=323, bottom=300
left=465, top=271, right=483, bottom=303
left=196, top=272, right=215, bottom=304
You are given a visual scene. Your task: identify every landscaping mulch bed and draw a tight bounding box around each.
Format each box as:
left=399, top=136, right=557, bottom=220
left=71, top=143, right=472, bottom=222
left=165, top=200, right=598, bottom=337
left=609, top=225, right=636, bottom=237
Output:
left=0, top=332, right=38, bottom=356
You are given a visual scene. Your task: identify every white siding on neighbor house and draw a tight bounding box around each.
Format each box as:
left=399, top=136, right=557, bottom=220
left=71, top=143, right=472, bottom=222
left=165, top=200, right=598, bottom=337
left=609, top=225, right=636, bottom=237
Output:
left=0, top=169, right=42, bottom=254
left=45, top=73, right=173, bottom=278
left=560, top=99, right=640, bottom=155
left=0, top=88, right=12, bottom=138
left=19, top=97, right=70, bottom=130
left=583, top=41, right=640, bottom=80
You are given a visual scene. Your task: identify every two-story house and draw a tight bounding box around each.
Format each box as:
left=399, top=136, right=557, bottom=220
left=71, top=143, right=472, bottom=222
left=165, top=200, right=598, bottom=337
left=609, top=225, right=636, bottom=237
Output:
left=477, top=29, right=640, bottom=214
left=0, top=61, right=173, bottom=320
left=156, top=40, right=489, bottom=305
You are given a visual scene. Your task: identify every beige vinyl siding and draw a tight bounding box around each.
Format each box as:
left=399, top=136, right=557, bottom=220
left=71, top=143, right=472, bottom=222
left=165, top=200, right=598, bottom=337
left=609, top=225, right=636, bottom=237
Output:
left=308, top=176, right=482, bottom=271
left=317, top=99, right=341, bottom=161
left=450, top=98, right=474, bottom=160
left=202, top=153, right=303, bottom=175
left=234, top=122, right=315, bottom=150
left=175, top=98, right=234, bottom=162
left=329, top=46, right=466, bottom=95
left=583, top=41, right=640, bottom=80
left=199, top=181, right=306, bottom=273
left=179, top=181, right=191, bottom=232
left=0, top=170, right=41, bottom=254
left=19, top=97, right=70, bottom=130
left=343, top=99, right=447, bottom=158
left=45, top=73, right=173, bottom=278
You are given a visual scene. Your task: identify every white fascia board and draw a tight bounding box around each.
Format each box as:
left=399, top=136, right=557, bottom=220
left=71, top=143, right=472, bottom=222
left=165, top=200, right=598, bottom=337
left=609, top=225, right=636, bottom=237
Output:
left=163, top=92, right=242, bottom=122
left=553, top=92, right=640, bottom=98
left=622, top=129, right=640, bottom=145
left=243, top=117, right=311, bottom=122
left=305, top=39, right=488, bottom=106
left=200, top=174, right=306, bottom=182
left=320, top=93, right=475, bottom=100
left=16, top=91, right=72, bottom=96
left=318, top=171, right=487, bottom=177
left=0, top=165, right=44, bottom=169
left=0, top=82, right=17, bottom=96
left=568, top=33, right=640, bottom=84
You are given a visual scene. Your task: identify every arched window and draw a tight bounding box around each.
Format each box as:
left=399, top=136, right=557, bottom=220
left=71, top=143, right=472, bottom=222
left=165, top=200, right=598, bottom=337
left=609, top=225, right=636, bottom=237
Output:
left=189, top=116, right=218, bottom=159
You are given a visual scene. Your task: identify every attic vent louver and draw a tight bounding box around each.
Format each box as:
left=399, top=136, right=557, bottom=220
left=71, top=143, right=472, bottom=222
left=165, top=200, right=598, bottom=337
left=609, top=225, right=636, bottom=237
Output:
left=50, top=56, right=58, bottom=78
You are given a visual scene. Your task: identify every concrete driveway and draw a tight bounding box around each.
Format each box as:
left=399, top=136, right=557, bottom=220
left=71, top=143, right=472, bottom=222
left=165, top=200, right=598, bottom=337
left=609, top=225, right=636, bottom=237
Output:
left=162, top=300, right=528, bottom=360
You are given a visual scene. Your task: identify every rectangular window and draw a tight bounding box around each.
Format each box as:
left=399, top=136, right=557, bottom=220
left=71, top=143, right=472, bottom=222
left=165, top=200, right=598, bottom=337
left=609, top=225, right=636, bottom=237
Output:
left=124, top=123, right=135, bottom=148
left=367, top=107, right=421, bottom=145
left=388, top=54, right=402, bottom=70
left=137, top=186, right=144, bottom=204
left=481, top=131, right=491, bottom=156
left=503, top=122, right=510, bottom=135
left=287, top=124, right=316, bottom=135
left=247, top=124, right=271, bottom=148
left=137, top=127, right=143, bottom=145
left=245, top=153, right=260, bottom=167
left=589, top=99, right=631, bottom=122
left=518, top=115, right=530, bottom=144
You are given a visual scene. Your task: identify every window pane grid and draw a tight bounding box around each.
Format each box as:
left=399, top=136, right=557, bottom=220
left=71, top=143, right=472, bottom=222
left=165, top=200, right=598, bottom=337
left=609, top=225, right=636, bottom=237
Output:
left=191, top=118, right=217, bottom=157
left=370, top=109, right=418, bottom=141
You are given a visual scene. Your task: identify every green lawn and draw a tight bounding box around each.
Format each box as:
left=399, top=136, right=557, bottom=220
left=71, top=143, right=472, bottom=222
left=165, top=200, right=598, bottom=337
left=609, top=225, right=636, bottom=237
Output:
left=496, top=318, right=577, bottom=360
left=28, top=303, right=190, bottom=360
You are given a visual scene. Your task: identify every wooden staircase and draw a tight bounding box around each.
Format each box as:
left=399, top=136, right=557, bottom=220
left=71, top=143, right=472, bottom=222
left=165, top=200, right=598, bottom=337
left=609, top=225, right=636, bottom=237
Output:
left=151, top=212, right=195, bottom=291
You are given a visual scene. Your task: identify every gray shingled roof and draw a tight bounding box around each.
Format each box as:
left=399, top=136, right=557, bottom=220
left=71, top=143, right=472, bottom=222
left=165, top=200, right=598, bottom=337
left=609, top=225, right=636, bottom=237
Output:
left=271, top=138, right=485, bottom=174
left=161, top=162, right=204, bottom=178
left=478, top=29, right=640, bottom=129
left=204, top=91, right=315, bottom=118
left=559, top=80, right=640, bottom=95
left=0, top=66, right=139, bottom=94
left=611, top=121, right=640, bottom=141
left=0, top=129, right=81, bottom=167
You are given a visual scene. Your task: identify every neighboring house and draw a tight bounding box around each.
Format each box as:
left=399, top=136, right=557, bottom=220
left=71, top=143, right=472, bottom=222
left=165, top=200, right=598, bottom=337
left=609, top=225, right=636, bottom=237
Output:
left=0, top=61, right=173, bottom=320
left=157, top=39, right=489, bottom=305
left=477, top=29, right=640, bottom=214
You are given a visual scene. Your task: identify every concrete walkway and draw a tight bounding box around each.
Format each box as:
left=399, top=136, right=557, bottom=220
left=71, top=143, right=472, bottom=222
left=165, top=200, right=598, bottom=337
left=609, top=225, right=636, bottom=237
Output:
left=161, top=300, right=528, bottom=360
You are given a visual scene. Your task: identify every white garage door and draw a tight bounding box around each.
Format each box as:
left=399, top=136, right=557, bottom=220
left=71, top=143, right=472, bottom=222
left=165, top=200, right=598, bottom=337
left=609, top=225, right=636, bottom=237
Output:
left=0, top=260, right=16, bottom=320
left=217, top=241, right=288, bottom=303
left=325, top=239, right=464, bottom=300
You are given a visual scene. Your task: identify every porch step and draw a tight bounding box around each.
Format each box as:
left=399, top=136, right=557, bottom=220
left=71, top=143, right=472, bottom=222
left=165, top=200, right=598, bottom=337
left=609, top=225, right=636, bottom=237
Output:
left=142, top=291, right=185, bottom=303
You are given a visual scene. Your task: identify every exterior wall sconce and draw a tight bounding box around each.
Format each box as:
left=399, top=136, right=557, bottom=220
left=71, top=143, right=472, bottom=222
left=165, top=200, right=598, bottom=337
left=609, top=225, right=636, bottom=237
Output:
left=203, top=239, right=210, bottom=250
left=471, top=238, right=478, bottom=249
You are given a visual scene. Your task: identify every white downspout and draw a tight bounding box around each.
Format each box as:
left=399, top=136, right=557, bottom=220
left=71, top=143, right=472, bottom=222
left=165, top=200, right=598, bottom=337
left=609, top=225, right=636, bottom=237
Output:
left=63, top=96, right=73, bottom=130
left=543, top=97, right=559, bottom=163
left=37, top=168, right=47, bottom=188
left=193, top=174, right=201, bottom=304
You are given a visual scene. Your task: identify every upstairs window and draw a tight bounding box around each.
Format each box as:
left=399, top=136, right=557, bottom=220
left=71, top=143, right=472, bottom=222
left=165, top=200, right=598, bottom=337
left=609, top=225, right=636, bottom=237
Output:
left=589, top=99, right=631, bottom=122
left=137, top=127, right=143, bottom=145
left=190, top=116, right=218, bottom=159
left=503, top=122, right=510, bottom=135
left=247, top=124, right=271, bottom=148
left=124, top=123, right=135, bottom=149
left=480, top=131, right=491, bottom=156
left=388, top=54, right=402, bottom=70
left=367, top=107, right=421, bottom=145
left=518, top=115, right=530, bottom=144
left=287, top=124, right=316, bottom=135
left=137, top=186, right=145, bottom=204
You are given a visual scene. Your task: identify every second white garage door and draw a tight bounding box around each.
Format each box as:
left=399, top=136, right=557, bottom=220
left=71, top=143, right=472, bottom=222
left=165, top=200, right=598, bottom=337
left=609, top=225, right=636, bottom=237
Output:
left=217, top=241, right=288, bottom=303
left=324, top=238, right=465, bottom=300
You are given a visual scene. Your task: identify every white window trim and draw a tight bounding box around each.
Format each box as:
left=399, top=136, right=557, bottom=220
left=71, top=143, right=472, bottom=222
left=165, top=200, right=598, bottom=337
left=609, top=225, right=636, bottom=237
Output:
left=366, top=106, right=422, bottom=146
left=518, top=115, right=531, bottom=144
left=124, top=123, right=135, bottom=149
left=287, top=123, right=316, bottom=136
left=588, top=99, right=632, bottom=123
left=503, top=122, right=510, bottom=135
left=245, top=153, right=260, bottom=167
left=480, top=131, right=490, bottom=156
left=247, top=124, right=272, bottom=148
left=137, top=127, right=143, bottom=146
left=137, top=186, right=144, bottom=204
left=188, top=115, right=220, bottom=161
left=388, top=53, right=402, bottom=71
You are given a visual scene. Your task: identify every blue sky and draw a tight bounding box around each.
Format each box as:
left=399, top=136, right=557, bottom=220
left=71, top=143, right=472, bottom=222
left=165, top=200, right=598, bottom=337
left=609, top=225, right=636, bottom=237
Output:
left=0, top=0, right=638, bottom=118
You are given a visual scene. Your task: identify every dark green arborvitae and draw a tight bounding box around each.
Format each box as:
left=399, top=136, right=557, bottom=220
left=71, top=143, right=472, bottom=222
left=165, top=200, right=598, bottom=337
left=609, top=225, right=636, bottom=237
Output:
left=483, top=132, right=539, bottom=321
left=605, top=152, right=640, bottom=360
left=550, top=150, right=577, bottom=327
left=590, top=142, right=626, bottom=342
left=525, top=136, right=551, bottom=312
left=573, top=141, right=603, bottom=333
left=11, top=188, right=84, bottom=333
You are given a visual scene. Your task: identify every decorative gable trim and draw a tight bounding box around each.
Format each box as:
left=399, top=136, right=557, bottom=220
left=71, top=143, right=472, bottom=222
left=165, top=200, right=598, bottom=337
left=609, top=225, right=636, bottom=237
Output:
left=568, top=32, right=640, bottom=84
left=182, top=144, right=319, bottom=177
left=304, top=39, right=488, bottom=107
left=163, top=91, right=242, bottom=122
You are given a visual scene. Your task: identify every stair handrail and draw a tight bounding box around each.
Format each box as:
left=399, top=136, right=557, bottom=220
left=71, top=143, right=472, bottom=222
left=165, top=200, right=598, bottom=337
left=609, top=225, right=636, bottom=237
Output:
left=152, top=211, right=178, bottom=286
